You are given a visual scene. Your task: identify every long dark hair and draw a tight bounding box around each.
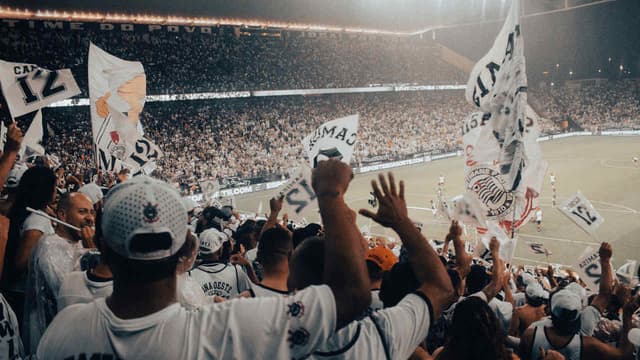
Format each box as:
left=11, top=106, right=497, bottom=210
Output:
left=2, top=166, right=57, bottom=282
left=439, top=296, right=512, bottom=360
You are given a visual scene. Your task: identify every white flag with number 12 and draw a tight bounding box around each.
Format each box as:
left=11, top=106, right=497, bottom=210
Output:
left=558, top=191, right=604, bottom=236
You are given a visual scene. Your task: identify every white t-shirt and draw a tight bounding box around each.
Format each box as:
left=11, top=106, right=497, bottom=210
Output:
left=0, top=293, right=24, bottom=359
left=536, top=210, right=543, bottom=222
left=250, top=283, right=290, bottom=298
left=311, top=293, right=432, bottom=360
left=57, top=271, right=113, bottom=312
left=20, top=213, right=55, bottom=237
left=550, top=175, right=556, bottom=183
left=37, top=285, right=336, bottom=359
left=189, top=262, right=252, bottom=299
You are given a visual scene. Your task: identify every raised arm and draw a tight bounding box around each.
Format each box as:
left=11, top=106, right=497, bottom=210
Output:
left=259, top=195, right=284, bottom=238
left=0, top=123, right=23, bottom=190
left=481, top=238, right=503, bottom=301
left=359, top=172, right=454, bottom=318
left=590, top=242, right=613, bottom=313
left=450, top=220, right=472, bottom=279
left=312, top=160, right=370, bottom=329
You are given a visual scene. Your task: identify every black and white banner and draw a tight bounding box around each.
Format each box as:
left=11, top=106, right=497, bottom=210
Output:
left=0, top=60, right=80, bottom=118
left=88, top=43, right=162, bottom=173
left=575, top=247, right=601, bottom=291
left=465, top=0, right=529, bottom=192
left=558, top=191, right=604, bottom=236
left=301, top=115, right=358, bottom=168
left=278, top=164, right=316, bottom=222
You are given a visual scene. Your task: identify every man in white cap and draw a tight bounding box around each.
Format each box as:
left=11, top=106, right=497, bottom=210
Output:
left=509, top=282, right=549, bottom=337
left=189, top=228, right=251, bottom=299
left=37, top=160, right=371, bottom=359
left=519, top=289, right=639, bottom=360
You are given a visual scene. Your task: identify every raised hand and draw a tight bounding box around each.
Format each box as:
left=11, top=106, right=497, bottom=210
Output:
left=4, top=122, right=23, bottom=153
left=311, top=159, right=353, bottom=198
left=448, top=220, right=463, bottom=239
left=358, top=172, right=408, bottom=230
left=598, top=242, right=612, bottom=262
left=269, top=195, right=284, bottom=214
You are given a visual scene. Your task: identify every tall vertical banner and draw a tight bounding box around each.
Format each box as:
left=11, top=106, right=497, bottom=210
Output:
left=88, top=43, right=161, bottom=173
left=465, top=0, right=528, bottom=192
left=558, top=191, right=604, bottom=236
left=461, top=0, right=547, bottom=238
left=575, top=247, right=601, bottom=291
left=0, top=60, right=80, bottom=118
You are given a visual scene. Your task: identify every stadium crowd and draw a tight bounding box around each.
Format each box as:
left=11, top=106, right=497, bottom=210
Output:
left=1, top=121, right=640, bottom=359
left=0, top=24, right=466, bottom=94
left=40, top=92, right=472, bottom=194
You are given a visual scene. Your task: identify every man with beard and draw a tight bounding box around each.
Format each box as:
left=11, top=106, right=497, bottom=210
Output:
left=22, top=192, right=96, bottom=353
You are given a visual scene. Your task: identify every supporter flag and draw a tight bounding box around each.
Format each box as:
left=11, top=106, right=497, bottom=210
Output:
left=447, top=193, right=487, bottom=229
left=462, top=2, right=547, bottom=234
left=0, top=59, right=80, bottom=118
left=88, top=42, right=161, bottom=173
left=278, top=164, right=316, bottom=222
left=465, top=0, right=528, bottom=192
left=558, top=191, right=604, bottom=236
left=616, top=260, right=638, bottom=287
left=21, top=110, right=46, bottom=155
left=575, top=247, right=601, bottom=291
left=301, top=115, right=358, bottom=168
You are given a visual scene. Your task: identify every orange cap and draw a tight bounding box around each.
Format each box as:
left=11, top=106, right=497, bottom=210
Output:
left=366, top=246, right=398, bottom=272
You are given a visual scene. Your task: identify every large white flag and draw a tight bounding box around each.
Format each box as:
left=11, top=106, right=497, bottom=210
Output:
left=558, top=191, right=604, bottom=236
left=463, top=106, right=547, bottom=233
left=301, top=115, right=358, bottom=168
left=465, top=0, right=528, bottom=191
left=0, top=60, right=80, bottom=118
left=88, top=43, right=161, bottom=173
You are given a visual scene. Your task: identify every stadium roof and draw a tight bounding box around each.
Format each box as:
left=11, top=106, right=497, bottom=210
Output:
left=0, top=0, right=621, bottom=33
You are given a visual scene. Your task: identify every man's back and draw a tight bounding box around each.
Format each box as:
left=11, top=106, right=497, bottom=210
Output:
left=514, top=305, right=546, bottom=336
left=189, top=262, right=251, bottom=299
left=38, top=285, right=336, bottom=359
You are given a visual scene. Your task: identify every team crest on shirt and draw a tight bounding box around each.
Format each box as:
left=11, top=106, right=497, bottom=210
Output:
left=287, top=328, right=310, bottom=348
left=143, top=202, right=160, bottom=223
left=287, top=301, right=305, bottom=318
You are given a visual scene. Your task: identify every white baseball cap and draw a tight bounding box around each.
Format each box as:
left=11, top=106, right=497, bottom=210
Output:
left=565, top=282, right=587, bottom=304
left=79, top=183, right=104, bottom=205
left=550, top=290, right=582, bottom=320
left=526, top=282, right=549, bottom=300
left=199, top=228, right=226, bottom=255
left=519, top=272, right=535, bottom=286
left=6, top=163, right=28, bottom=189
left=628, top=328, right=640, bottom=347
left=101, top=176, right=188, bottom=261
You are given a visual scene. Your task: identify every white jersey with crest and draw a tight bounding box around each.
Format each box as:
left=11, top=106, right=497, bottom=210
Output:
left=189, top=262, right=251, bottom=299
left=250, top=282, right=290, bottom=298
left=37, top=285, right=335, bottom=360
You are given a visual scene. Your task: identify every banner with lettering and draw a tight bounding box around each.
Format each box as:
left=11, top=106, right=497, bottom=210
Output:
left=575, top=247, right=601, bottom=291
left=558, top=191, right=604, bottom=236
left=301, top=115, right=358, bottom=168
left=0, top=60, right=80, bottom=118
left=88, top=43, right=162, bottom=173
left=465, top=0, right=528, bottom=192
left=278, top=164, right=317, bottom=221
